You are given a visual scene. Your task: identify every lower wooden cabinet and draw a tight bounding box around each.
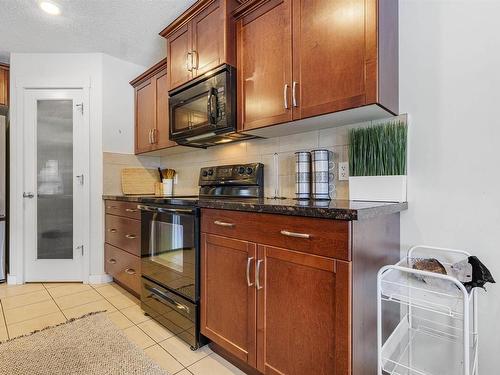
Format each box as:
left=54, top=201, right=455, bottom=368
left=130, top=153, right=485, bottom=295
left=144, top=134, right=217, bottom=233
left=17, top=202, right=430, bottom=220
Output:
left=105, top=243, right=141, bottom=295
left=201, top=208, right=400, bottom=375
left=201, top=233, right=350, bottom=374
left=201, top=234, right=257, bottom=366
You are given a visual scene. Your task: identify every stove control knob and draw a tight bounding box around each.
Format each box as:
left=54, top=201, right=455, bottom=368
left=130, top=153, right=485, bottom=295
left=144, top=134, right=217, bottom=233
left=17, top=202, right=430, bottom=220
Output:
left=238, top=166, right=245, bottom=174
left=202, top=170, right=208, bottom=177
left=208, top=169, right=214, bottom=176
left=246, top=167, right=253, bottom=175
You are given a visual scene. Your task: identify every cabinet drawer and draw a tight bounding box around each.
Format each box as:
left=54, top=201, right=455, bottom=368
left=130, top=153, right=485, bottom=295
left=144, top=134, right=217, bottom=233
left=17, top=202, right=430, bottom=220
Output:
left=105, top=244, right=141, bottom=295
left=201, top=209, right=350, bottom=261
left=105, top=214, right=141, bottom=256
left=105, top=200, right=141, bottom=220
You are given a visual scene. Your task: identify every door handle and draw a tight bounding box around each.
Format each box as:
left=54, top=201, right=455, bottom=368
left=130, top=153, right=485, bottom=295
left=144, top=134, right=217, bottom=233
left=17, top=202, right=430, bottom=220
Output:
left=246, top=257, right=254, bottom=287
left=213, top=220, right=234, bottom=228
left=292, top=81, right=298, bottom=107
left=280, top=230, right=311, bottom=239
left=256, top=259, right=264, bottom=290
left=76, top=174, right=84, bottom=185
left=23, top=192, right=34, bottom=198
left=186, top=52, right=193, bottom=72
left=283, top=84, right=289, bottom=109
left=192, top=50, right=198, bottom=70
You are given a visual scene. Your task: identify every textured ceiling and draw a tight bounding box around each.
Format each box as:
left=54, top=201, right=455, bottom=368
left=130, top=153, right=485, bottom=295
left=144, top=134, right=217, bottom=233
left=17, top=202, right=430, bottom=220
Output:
left=0, top=0, right=197, bottom=66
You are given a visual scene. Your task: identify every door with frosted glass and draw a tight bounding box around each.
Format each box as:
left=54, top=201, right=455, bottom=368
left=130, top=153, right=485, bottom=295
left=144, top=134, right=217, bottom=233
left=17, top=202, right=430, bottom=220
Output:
left=23, top=89, right=88, bottom=281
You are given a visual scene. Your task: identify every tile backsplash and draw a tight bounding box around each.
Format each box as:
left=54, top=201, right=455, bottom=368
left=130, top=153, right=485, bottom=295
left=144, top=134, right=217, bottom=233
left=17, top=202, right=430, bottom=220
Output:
left=104, top=114, right=406, bottom=199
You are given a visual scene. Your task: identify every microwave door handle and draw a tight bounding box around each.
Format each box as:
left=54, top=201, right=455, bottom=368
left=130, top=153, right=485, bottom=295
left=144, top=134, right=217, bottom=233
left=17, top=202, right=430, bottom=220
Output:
left=207, top=88, right=217, bottom=125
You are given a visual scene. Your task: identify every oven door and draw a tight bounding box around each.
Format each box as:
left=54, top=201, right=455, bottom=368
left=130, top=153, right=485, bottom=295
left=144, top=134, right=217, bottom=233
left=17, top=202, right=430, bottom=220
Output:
left=139, top=205, right=199, bottom=302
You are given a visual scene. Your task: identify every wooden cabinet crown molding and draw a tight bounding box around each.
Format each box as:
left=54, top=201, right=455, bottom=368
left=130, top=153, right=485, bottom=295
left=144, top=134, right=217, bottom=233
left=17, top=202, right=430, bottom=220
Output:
left=159, top=0, right=218, bottom=38
left=130, top=58, right=168, bottom=87
left=232, top=0, right=271, bottom=19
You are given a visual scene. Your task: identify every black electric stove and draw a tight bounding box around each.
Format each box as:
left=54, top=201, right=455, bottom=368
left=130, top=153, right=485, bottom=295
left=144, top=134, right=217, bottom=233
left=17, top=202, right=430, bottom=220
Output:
left=139, top=163, right=263, bottom=350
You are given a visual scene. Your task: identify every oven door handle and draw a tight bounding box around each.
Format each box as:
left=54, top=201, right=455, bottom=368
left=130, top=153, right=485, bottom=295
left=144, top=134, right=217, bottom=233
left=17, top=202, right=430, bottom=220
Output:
left=146, top=285, right=191, bottom=314
left=137, top=205, right=196, bottom=214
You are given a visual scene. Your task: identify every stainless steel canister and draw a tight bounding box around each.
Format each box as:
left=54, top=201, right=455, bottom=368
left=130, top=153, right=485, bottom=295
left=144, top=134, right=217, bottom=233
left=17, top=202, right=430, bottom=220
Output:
left=311, top=149, right=334, bottom=200
left=295, top=151, right=311, bottom=200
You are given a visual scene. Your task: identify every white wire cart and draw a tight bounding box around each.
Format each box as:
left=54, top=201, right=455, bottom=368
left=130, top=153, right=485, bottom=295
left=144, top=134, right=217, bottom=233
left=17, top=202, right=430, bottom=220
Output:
left=377, top=246, right=479, bottom=375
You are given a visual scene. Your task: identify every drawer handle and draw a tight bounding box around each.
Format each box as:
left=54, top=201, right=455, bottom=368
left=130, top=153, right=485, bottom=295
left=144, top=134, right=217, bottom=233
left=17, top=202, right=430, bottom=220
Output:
left=280, top=230, right=311, bottom=239
left=125, top=234, right=137, bottom=239
left=125, top=208, right=137, bottom=212
left=108, top=228, right=117, bottom=233
left=125, top=268, right=136, bottom=275
left=256, top=259, right=264, bottom=290
left=246, top=257, right=254, bottom=287
left=214, top=220, right=235, bottom=228
left=107, top=258, right=117, bottom=264
left=107, top=206, right=117, bottom=209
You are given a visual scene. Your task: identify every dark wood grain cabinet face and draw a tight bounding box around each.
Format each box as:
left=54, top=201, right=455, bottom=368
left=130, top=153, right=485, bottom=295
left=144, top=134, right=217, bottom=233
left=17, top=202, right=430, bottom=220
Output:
left=236, top=0, right=293, bottom=130
left=161, top=0, right=237, bottom=91
left=105, top=214, right=141, bottom=257
left=0, top=65, right=8, bottom=106
left=105, top=243, right=141, bottom=295
left=234, top=0, right=398, bottom=131
left=201, top=209, right=352, bottom=374
left=201, top=234, right=257, bottom=366
left=131, top=60, right=176, bottom=154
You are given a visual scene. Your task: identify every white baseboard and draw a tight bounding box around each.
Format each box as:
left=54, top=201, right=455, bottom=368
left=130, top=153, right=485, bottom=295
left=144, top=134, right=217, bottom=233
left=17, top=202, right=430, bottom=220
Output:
left=7, top=274, right=21, bottom=285
left=87, top=274, right=113, bottom=285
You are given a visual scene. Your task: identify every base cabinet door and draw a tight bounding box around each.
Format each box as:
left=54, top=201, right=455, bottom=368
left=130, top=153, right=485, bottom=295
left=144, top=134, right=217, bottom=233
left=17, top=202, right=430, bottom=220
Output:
left=256, top=245, right=351, bottom=375
left=201, top=234, right=257, bottom=367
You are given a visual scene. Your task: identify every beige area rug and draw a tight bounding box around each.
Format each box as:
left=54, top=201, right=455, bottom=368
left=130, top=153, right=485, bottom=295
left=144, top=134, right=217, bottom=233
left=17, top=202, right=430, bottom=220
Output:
left=0, top=312, right=168, bottom=375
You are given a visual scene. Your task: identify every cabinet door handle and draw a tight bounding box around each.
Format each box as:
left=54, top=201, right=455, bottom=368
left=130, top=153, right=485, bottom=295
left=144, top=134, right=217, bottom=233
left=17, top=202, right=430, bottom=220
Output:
left=107, top=258, right=117, bottom=264
left=186, top=52, right=192, bottom=72
left=256, top=259, right=264, bottom=290
left=246, top=257, right=254, bottom=287
left=192, top=50, right=198, bottom=70
left=125, top=208, right=137, bottom=212
left=148, top=129, right=152, bottom=144
left=292, top=81, right=298, bottom=107
left=280, top=230, right=311, bottom=239
left=108, top=228, right=117, bottom=233
left=214, top=220, right=235, bottom=228
left=283, top=84, right=289, bottom=109
left=125, top=234, right=137, bottom=239
left=125, top=268, right=136, bottom=275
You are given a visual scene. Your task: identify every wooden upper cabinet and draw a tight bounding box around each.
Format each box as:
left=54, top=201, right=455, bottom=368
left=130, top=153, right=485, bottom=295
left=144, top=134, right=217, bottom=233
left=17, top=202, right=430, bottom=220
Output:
left=160, top=0, right=238, bottom=91
left=167, top=24, right=193, bottom=90
left=236, top=0, right=293, bottom=131
left=201, top=234, right=257, bottom=367
left=0, top=64, right=9, bottom=106
left=256, top=245, right=351, bottom=375
left=292, top=0, right=367, bottom=120
left=131, top=58, right=177, bottom=154
left=234, top=0, right=398, bottom=132
left=155, top=69, right=177, bottom=149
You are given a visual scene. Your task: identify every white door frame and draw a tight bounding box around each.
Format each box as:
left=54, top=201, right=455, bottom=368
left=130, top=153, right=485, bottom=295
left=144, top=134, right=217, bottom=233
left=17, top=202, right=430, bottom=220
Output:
left=9, top=78, right=91, bottom=284
left=23, top=89, right=88, bottom=281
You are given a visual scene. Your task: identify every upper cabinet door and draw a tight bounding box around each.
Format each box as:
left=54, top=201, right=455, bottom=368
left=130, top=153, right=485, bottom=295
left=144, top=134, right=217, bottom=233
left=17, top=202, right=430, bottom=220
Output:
left=167, top=24, right=193, bottom=90
left=256, top=245, right=351, bottom=375
left=192, top=0, right=224, bottom=77
left=201, top=233, right=257, bottom=367
left=155, top=69, right=177, bottom=149
left=237, top=0, right=293, bottom=131
left=135, top=79, right=155, bottom=154
left=292, top=0, right=368, bottom=120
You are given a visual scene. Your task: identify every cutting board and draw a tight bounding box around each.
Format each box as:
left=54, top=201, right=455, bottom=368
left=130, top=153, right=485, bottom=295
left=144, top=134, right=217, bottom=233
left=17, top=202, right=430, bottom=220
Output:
left=121, top=168, right=159, bottom=195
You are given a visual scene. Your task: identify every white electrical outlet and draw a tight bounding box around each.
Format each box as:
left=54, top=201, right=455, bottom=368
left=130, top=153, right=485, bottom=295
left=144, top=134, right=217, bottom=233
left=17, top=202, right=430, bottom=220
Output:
left=339, top=162, right=349, bottom=181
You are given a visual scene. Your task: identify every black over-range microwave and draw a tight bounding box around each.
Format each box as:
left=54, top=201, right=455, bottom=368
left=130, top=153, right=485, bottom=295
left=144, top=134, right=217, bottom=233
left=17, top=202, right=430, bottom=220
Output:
left=168, top=64, right=254, bottom=148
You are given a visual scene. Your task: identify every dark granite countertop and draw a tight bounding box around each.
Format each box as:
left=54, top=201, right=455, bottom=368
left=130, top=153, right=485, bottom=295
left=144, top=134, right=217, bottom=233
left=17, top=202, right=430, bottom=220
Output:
left=103, top=195, right=407, bottom=220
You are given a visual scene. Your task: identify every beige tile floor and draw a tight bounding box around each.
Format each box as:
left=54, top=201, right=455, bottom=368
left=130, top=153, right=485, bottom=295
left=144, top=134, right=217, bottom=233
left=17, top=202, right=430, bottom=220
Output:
left=0, top=282, right=245, bottom=375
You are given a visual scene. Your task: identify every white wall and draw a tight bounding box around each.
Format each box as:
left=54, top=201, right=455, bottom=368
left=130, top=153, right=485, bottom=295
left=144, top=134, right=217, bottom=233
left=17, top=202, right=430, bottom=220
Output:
left=8, top=52, right=142, bottom=284
left=399, top=1, right=500, bottom=372
left=102, top=54, right=144, bottom=154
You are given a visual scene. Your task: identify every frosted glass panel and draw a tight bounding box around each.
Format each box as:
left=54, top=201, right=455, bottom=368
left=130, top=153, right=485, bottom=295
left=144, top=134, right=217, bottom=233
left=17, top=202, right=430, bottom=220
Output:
left=37, top=100, right=73, bottom=260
